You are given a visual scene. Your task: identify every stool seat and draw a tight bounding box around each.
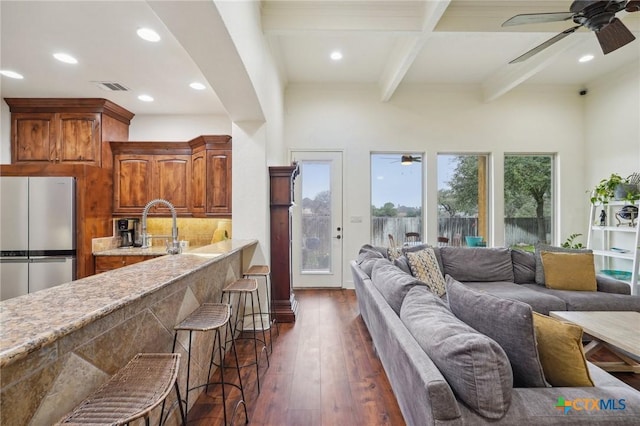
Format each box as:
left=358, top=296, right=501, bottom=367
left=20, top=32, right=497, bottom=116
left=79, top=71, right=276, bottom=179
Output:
left=57, top=353, right=183, bottom=425
left=245, top=265, right=270, bottom=275
left=223, top=278, right=258, bottom=293
left=175, top=303, right=230, bottom=331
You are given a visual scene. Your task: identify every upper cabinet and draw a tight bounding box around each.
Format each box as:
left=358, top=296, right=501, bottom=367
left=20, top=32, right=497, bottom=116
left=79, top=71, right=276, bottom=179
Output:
left=190, top=135, right=232, bottom=216
left=111, top=135, right=231, bottom=217
left=5, top=98, right=134, bottom=168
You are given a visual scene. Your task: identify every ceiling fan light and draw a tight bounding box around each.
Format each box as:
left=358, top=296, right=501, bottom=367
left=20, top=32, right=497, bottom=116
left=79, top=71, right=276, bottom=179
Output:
left=330, top=50, right=343, bottom=61
left=579, top=54, right=594, bottom=62
left=401, top=155, right=413, bottom=165
left=138, top=94, right=154, bottom=102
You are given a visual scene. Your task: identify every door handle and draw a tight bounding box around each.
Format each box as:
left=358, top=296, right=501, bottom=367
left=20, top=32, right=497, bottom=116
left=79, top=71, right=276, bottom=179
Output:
left=336, top=235, right=341, bottom=239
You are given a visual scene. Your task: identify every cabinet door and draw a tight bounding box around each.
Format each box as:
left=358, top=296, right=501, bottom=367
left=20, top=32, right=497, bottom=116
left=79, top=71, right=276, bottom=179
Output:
left=114, top=155, right=153, bottom=213
left=12, top=113, right=56, bottom=163
left=155, top=155, right=191, bottom=214
left=206, top=150, right=232, bottom=214
left=58, top=113, right=101, bottom=165
left=191, top=151, right=206, bottom=213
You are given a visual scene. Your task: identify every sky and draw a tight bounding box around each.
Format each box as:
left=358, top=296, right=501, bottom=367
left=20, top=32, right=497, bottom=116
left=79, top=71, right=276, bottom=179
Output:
left=298, top=154, right=458, bottom=208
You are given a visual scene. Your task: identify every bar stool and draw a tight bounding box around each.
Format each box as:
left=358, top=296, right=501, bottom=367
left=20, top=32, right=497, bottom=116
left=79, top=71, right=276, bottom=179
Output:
left=221, top=278, right=270, bottom=393
left=57, top=353, right=186, bottom=426
left=172, top=303, right=247, bottom=425
left=243, top=264, right=278, bottom=353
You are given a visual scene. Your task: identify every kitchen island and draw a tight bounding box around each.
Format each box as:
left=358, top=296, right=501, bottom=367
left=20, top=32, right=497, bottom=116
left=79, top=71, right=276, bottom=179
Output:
left=0, top=239, right=258, bottom=425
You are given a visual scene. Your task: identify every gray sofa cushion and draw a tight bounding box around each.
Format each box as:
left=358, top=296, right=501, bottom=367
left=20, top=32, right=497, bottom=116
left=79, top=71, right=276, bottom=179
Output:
left=511, top=249, right=536, bottom=284
left=534, top=243, right=592, bottom=285
left=446, top=276, right=548, bottom=388
left=459, top=281, right=567, bottom=315
left=400, top=285, right=512, bottom=419
left=522, top=284, right=640, bottom=312
left=356, top=245, right=387, bottom=277
left=440, top=247, right=514, bottom=282
left=393, top=255, right=412, bottom=275
left=371, top=260, right=426, bottom=315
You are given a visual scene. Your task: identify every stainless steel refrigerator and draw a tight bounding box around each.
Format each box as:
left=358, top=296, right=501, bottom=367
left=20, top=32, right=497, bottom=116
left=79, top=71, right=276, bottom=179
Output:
left=1, top=176, right=76, bottom=301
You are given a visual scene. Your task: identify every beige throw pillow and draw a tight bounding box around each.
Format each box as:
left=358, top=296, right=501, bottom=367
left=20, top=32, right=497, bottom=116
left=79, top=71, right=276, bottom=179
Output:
left=540, top=251, right=597, bottom=291
left=406, top=248, right=446, bottom=297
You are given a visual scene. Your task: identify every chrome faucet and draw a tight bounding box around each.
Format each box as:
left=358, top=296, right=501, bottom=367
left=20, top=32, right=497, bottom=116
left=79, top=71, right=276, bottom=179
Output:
left=141, top=199, right=180, bottom=254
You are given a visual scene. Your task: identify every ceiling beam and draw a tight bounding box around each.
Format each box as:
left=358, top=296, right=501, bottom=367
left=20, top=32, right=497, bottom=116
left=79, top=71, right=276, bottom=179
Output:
left=147, top=0, right=264, bottom=122
left=379, top=0, right=451, bottom=102
left=481, top=33, right=588, bottom=102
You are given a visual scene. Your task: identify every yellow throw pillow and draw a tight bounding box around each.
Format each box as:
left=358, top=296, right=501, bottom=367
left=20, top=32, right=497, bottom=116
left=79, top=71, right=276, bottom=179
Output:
left=540, top=251, right=597, bottom=291
left=532, top=312, right=594, bottom=387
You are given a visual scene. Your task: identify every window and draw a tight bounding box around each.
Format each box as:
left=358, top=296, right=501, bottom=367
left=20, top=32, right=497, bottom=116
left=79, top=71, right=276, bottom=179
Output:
left=504, top=155, right=554, bottom=250
left=437, top=154, right=489, bottom=246
left=371, top=153, right=423, bottom=246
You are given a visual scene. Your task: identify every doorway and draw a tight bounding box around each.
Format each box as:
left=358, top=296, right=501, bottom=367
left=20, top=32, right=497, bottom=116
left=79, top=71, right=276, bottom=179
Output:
left=291, top=151, right=343, bottom=288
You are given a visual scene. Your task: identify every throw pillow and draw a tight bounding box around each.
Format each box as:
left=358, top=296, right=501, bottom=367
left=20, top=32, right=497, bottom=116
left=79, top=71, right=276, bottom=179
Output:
left=534, top=243, right=592, bottom=285
left=406, top=248, right=447, bottom=297
left=532, top=313, right=594, bottom=387
left=446, top=275, right=548, bottom=388
left=400, top=285, right=512, bottom=419
left=371, top=260, right=426, bottom=315
left=440, top=247, right=514, bottom=282
left=511, top=249, right=536, bottom=284
left=540, top=251, right=597, bottom=291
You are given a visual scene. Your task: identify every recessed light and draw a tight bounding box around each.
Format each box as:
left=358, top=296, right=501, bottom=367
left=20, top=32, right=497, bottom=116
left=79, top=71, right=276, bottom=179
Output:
left=330, top=50, right=343, bottom=61
left=138, top=94, right=154, bottom=102
left=0, top=70, right=24, bottom=79
left=579, top=54, right=594, bottom=63
left=53, top=53, right=78, bottom=64
left=137, top=28, right=161, bottom=42
left=190, top=82, right=206, bottom=90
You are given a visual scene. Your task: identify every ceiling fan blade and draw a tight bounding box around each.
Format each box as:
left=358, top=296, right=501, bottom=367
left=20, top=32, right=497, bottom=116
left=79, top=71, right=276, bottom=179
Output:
left=625, top=0, right=640, bottom=12
left=502, top=12, right=575, bottom=27
left=509, top=26, right=581, bottom=64
left=596, top=17, right=636, bottom=54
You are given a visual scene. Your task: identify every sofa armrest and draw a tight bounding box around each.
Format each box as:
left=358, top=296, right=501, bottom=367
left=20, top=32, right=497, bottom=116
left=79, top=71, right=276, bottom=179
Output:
left=596, top=274, right=631, bottom=295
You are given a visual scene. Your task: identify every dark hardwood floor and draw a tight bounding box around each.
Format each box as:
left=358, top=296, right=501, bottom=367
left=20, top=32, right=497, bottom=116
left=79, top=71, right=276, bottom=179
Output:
left=188, top=289, right=640, bottom=425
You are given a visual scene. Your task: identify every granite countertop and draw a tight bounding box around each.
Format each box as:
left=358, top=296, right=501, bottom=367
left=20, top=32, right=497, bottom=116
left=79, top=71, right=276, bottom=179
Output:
left=94, top=246, right=178, bottom=256
left=0, top=239, right=258, bottom=367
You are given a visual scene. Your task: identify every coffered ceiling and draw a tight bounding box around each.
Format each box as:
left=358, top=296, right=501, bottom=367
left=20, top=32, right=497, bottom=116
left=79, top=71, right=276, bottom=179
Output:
left=1, top=1, right=638, bottom=116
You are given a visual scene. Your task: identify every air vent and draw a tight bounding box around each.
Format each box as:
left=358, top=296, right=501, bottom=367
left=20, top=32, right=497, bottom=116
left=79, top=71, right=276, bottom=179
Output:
left=94, top=81, right=130, bottom=92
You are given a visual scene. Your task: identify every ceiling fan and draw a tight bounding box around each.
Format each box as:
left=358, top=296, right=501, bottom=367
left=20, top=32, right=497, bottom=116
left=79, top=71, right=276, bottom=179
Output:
left=503, top=0, right=640, bottom=64
left=400, top=155, right=422, bottom=165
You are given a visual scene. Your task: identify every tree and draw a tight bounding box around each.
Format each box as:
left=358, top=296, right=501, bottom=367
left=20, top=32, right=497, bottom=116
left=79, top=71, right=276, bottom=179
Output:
left=504, top=156, right=551, bottom=243
left=445, top=155, right=551, bottom=243
left=372, top=202, right=398, bottom=217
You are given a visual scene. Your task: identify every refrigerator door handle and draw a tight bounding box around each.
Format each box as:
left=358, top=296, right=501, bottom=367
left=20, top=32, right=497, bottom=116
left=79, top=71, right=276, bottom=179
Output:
left=29, top=257, right=69, bottom=263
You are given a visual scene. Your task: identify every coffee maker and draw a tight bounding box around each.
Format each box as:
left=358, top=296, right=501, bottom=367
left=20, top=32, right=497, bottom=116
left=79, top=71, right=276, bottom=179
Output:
left=117, top=218, right=140, bottom=247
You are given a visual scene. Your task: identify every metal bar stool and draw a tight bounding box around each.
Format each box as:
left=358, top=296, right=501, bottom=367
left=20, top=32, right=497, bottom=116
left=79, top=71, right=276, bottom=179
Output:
left=221, top=278, right=270, bottom=393
left=172, top=303, right=247, bottom=425
left=57, top=353, right=186, bottom=426
left=243, top=264, right=278, bottom=353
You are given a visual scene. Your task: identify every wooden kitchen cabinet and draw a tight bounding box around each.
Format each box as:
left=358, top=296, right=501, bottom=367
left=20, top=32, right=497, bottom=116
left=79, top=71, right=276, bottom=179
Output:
left=189, top=135, right=232, bottom=216
left=111, top=143, right=192, bottom=215
left=94, top=255, right=161, bottom=274
left=5, top=98, right=134, bottom=168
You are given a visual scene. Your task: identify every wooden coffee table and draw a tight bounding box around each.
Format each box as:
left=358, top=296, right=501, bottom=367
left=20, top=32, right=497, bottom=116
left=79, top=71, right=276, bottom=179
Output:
left=549, top=311, right=640, bottom=373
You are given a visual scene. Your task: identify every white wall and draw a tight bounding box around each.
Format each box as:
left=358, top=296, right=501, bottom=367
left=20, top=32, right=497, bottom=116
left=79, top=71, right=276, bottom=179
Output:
left=285, top=83, right=589, bottom=287
left=583, top=61, right=640, bottom=186
left=128, top=115, right=231, bottom=140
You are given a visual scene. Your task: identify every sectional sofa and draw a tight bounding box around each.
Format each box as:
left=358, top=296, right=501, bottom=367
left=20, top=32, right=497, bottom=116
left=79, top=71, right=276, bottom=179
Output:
left=352, top=244, right=640, bottom=425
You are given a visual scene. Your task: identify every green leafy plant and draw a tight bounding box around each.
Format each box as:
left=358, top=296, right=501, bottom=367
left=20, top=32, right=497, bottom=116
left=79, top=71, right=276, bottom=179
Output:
left=561, top=233, right=583, bottom=249
left=590, top=173, right=639, bottom=205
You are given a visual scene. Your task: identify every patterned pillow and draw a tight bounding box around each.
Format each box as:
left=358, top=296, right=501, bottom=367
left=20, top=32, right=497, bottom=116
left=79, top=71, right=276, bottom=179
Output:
left=406, top=248, right=446, bottom=297
left=387, top=246, right=403, bottom=262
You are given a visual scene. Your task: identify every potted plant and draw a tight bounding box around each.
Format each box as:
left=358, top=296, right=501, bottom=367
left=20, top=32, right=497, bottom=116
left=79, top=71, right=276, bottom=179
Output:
left=590, top=173, right=640, bottom=204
